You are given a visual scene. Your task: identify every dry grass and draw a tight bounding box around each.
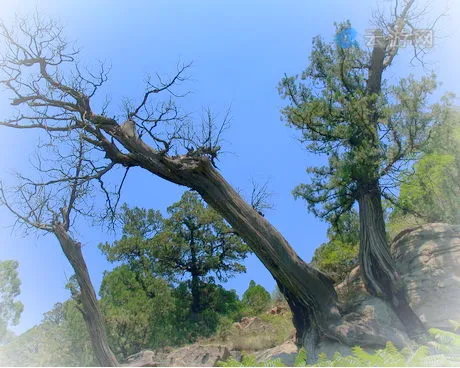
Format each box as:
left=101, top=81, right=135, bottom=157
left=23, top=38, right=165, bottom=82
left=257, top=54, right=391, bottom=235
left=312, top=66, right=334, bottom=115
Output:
left=207, top=306, right=294, bottom=353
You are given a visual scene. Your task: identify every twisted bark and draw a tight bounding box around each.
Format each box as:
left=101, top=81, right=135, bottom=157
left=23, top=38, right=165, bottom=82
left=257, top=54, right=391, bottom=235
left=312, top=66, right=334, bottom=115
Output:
left=54, top=223, right=119, bottom=367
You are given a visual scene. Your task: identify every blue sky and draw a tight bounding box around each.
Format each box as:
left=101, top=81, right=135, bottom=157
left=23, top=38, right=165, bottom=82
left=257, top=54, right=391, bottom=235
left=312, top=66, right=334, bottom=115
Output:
left=0, top=0, right=459, bottom=335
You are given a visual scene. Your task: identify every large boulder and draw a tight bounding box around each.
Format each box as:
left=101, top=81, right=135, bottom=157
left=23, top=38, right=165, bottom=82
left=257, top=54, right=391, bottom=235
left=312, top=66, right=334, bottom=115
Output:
left=336, top=223, right=460, bottom=330
left=391, top=223, right=460, bottom=329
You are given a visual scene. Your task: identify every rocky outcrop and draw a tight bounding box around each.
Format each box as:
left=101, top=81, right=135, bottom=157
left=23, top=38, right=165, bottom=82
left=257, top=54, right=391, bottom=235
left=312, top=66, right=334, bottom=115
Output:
left=391, top=223, right=460, bottom=329
left=124, top=345, right=230, bottom=367
left=336, top=223, right=460, bottom=331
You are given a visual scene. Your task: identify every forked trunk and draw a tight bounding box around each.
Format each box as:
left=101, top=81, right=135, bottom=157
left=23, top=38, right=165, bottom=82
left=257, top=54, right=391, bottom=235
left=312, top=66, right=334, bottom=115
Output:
left=357, top=181, right=425, bottom=338
left=54, top=223, right=119, bottom=367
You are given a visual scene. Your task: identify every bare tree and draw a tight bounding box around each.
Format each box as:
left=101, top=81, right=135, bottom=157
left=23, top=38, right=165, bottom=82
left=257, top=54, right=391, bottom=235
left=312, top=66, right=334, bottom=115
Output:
left=0, top=138, right=119, bottom=366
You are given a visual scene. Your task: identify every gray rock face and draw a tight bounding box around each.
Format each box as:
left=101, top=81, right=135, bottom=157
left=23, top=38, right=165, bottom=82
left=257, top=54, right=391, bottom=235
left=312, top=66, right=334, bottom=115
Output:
left=391, top=223, right=460, bottom=329
left=254, top=340, right=298, bottom=366
left=336, top=223, right=460, bottom=331
left=124, top=345, right=230, bottom=367
left=124, top=350, right=158, bottom=367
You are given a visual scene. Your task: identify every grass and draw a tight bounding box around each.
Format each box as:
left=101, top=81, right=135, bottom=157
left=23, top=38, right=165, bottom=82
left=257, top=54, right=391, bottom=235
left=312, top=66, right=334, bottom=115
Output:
left=206, top=304, right=295, bottom=353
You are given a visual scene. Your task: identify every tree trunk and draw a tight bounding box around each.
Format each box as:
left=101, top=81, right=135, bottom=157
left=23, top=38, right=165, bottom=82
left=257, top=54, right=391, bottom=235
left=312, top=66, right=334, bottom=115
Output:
left=54, top=223, right=119, bottom=367
left=94, top=117, right=418, bottom=354
left=190, top=273, right=201, bottom=314
left=159, top=158, right=362, bottom=352
left=275, top=279, right=320, bottom=363
left=189, top=230, right=202, bottom=314
left=357, top=181, right=425, bottom=338
left=358, top=36, right=426, bottom=339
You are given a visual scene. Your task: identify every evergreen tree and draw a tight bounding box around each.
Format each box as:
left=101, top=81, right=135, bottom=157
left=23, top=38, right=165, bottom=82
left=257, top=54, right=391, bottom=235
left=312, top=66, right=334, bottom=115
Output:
left=279, top=19, right=451, bottom=336
left=100, top=191, right=249, bottom=314
left=99, top=265, right=175, bottom=359
left=242, top=281, right=271, bottom=315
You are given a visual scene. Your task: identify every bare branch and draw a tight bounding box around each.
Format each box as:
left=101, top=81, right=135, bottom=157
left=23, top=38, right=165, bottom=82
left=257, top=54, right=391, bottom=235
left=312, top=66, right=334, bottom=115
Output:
left=250, top=179, right=273, bottom=216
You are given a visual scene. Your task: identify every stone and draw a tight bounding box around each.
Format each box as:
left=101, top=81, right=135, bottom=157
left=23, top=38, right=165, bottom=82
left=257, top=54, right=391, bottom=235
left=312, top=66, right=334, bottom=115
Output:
left=163, top=344, right=230, bottom=367
left=336, top=223, right=460, bottom=331
left=124, top=350, right=158, bottom=367
left=124, top=345, right=231, bottom=367
left=254, top=340, right=298, bottom=366
left=391, top=223, right=460, bottom=330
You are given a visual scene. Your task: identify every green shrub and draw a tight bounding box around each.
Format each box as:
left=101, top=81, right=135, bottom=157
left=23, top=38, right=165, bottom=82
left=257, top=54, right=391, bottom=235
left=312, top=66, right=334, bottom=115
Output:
left=311, top=240, right=358, bottom=283
left=242, top=281, right=271, bottom=315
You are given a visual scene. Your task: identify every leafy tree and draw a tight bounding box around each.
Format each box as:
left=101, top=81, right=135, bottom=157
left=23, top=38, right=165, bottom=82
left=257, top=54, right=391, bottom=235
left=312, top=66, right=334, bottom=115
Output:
left=171, top=282, right=243, bottom=343
left=100, top=191, right=249, bottom=314
left=311, top=211, right=359, bottom=283
left=279, top=11, right=451, bottom=336
left=0, top=260, right=23, bottom=344
left=99, top=265, right=175, bottom=359
left=0, top=300, right=96, bottom=366
left=242, top=281, right=271, bottom=315
left=389, top=109, right=460, bottom=234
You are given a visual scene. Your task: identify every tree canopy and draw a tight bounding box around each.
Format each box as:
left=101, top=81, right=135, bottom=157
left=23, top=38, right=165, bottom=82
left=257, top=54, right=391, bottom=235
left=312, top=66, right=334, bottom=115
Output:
left=279, top=21, right=449, bottom=226
left=100, top=191, right=249, bottom=313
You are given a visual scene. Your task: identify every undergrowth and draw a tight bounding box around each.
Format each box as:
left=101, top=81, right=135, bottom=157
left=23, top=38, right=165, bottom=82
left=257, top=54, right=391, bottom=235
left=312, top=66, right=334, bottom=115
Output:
left=218, top=321, right=460, bottom=367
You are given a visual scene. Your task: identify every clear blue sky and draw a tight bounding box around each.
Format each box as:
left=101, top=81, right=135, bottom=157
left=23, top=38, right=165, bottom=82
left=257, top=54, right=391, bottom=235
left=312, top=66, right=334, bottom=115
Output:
left=0, top=0, right=458, bottom=335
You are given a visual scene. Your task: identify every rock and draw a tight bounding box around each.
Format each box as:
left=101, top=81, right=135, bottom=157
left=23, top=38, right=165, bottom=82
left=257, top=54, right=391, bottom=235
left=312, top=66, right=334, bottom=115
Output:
left=232, top=317, right=268, bottom=332
left=229, top=350, right=242, bottom=362
left=332, top=296, right=411, bottom=349
left=163, top=345, right=230, bottom=367
left=124, top=345, right=230, bottom=367
left=336, top=223, right=460, bottom=331
left=391, top=223, right=460, bottom=330
left=124, top=350, right=159, bottom=367
left=268, top=305, right=287, bottom=315
left=254, top=340, right=298, bottom=366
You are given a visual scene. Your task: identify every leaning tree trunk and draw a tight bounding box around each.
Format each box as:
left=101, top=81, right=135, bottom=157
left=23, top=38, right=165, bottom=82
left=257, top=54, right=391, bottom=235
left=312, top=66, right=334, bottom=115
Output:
left=91, top=115, right=415, bottom=357
left=54, top=222, right=119, bottom=367
left=97, top=122, right=343, bottom=351
left=357, top=181, right=426, bottom=339
left=184, top=162, right=342, bottom=357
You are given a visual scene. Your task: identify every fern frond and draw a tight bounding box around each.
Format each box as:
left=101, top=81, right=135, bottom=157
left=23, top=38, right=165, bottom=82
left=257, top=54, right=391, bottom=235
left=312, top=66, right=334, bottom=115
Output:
left=351, top=345, right=384, bottom=366
left=294, top=348, right=307, bottom=367
left=406, top=345, right=429, bottom=365
left=263, top=357, right=284, bottom=367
